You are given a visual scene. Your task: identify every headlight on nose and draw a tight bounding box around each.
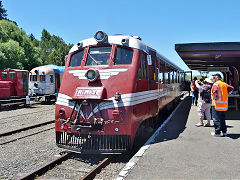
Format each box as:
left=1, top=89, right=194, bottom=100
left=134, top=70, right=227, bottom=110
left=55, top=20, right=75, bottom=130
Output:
left=85, top=69, right=99, bottom=82
left=94, top=31, right=108, bottom=43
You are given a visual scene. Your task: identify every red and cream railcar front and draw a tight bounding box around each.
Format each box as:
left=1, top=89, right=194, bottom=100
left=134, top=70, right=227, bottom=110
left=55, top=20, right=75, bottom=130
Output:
left=55, top=31, right=183, bottom=154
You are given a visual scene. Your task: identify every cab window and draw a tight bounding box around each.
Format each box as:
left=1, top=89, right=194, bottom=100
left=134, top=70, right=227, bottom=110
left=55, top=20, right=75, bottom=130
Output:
left=69, top=49, right=84, bottom=67
left=1, top=72, right=7, bottom=79
left=86, top=46, right=111, bottom=66
left=9, top=72, right=16, bottom=79
left=40, top=75, right=45, bottom=82
left=30, top=75, right=37, bottom=81
left=115, top=47, right=133, bottom=65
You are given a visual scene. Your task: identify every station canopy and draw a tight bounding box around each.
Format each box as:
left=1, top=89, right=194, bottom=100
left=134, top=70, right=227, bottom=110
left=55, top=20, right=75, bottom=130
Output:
left=175, top=42, right=240, bottom=71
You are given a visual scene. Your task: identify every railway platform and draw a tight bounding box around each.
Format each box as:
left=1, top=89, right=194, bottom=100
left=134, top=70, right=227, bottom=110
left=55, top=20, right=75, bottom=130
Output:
left=117, top=96, right=240, bottom=179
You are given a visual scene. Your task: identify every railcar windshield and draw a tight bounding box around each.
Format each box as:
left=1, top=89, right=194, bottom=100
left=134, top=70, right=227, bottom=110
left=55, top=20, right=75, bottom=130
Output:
left=86, top=46, right=111, bottom=66
left=114, top=47, right=133, bottom=65
left=9, top=72, right=16, bottom=79
left=30, top=75, right=37, bottom=81
left=1, top=72, right=7, bottom=79
left=69, top=49, right=84, bottom=67
left=40, top=75, right=46, bottom=82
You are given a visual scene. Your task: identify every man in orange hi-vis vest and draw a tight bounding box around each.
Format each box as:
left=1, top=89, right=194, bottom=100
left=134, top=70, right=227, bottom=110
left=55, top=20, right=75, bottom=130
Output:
left=211, top=73, right=234, bottom=137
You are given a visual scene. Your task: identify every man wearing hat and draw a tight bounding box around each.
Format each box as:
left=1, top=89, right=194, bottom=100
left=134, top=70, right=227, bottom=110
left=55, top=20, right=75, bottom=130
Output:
left=211, top=73, right=234, bottom=137
left=195, top=77, right=214, bottom=127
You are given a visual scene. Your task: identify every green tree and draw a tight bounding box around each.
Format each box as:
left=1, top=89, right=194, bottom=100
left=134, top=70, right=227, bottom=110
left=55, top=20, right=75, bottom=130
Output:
left=30, top=33, right=39, bottom=47
left=0, top=20, right=42, bottom=70
left=0, top=1, right=7, bottom=20
left=40, top=29, right=72, bottom=66
left=198, top=70, right=209, bottom=79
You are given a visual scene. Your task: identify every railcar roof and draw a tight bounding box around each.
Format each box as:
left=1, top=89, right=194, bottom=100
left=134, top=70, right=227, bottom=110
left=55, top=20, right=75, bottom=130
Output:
left=45, top=64, right=65, bottom=73
left=0, top=69, right=28, bottom=72
left=175, top=42, right=240, bottom=71
left=30, top=64, right=65, bottom=74
left=70, top=35, right=183, bottom=71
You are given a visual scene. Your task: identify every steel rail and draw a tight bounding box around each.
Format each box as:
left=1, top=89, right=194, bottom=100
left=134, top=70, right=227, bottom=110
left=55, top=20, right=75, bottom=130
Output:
left=0, top=108, right=55, bottom=122
left=0, top=127, right=54, bottom=145
left=0, top=120, right=55, bottom=137
left=17, top=152, right=72, bottom=180
left=80, top=156, right=114, bottom=180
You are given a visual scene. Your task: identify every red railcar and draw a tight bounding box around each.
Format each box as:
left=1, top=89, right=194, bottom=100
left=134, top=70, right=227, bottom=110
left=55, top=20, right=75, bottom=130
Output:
left=55, top=31, right=186, bottom=154
left=0, top=69, right=29, bottom=107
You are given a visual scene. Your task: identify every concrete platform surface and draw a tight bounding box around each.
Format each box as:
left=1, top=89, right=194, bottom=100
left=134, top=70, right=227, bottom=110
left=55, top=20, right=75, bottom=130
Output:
left=118, top=96, right=240, bottom=179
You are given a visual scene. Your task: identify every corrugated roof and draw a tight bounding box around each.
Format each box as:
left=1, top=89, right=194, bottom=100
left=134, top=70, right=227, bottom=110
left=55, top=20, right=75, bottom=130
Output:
left=175, top=42, right=240, bottom=71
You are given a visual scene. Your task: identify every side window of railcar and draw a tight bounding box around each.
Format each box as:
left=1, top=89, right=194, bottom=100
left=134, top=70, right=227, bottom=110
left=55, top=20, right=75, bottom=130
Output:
left=86, top=46, right=111, bottom=66
left=138, top=53, right=148, bottom=80
left=69, top=49, right=84, bottom=67
left=165, top=67, right=170, bottom=84
left=115, top=47, right=133, bottom=65
left=171, top=70, right=174, bottom=83
left=9, top=72, right=16, bottom=79
left=180, top=72, right=184, bottom=82
left=1, top=72, right=7, bottom=79
left=159, top=63, right=165, bottom=84
left=176, top=71, right=179, bottom=83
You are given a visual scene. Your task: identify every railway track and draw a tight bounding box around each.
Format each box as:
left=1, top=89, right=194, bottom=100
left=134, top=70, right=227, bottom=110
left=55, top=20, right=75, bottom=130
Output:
left=0, top=120, right=55, bottom=137
left=0, top=126, right=54, bottom=145
left=18, top=152, right=72, bottom=180
left=17, top=153, right=115, bottom=180
left=0, top=107, right=55, bottom=123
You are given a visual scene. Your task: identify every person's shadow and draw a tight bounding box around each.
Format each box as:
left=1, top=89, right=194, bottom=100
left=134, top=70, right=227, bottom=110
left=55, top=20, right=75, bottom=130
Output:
left=226, top=134, right=240, bottom=139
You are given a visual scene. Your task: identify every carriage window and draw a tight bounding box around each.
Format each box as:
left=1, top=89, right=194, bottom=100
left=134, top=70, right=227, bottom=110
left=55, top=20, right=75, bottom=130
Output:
left=115, top=47, right=133, bottom=65
left=1, top=72, right=7, bottom=79
left=9, top=72, right=16, bottom=79
left=180, top=72, right=184, bottom=82
left=176, top=71, right=179, bottom=83
left=138, top=53, right=147, bottom=80
left=159, top=63, right=165, bottom=84
left=69, top=49, right=84, bottom=67
left=50, top=75, right=54, bottom=83
left=40, top=75, right=45, bottom=82
left=171, top=71, right=174, bottom=83
left=86, top=46, right=111, bottom=66
left=165, top=67, right=170, bottom=84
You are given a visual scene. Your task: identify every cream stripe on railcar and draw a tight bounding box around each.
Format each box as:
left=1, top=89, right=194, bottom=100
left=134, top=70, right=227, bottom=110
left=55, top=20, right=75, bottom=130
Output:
left=68, top=69, right=128, bottom=80
left=56, top=89, right=171, bottom=120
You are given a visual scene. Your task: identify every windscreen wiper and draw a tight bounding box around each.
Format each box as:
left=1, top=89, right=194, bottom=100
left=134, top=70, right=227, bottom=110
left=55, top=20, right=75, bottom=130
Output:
left=87, top=52, right=101, bottom=65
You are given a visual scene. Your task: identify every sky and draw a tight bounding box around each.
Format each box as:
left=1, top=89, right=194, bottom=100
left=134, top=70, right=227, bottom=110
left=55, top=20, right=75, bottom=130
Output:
left=3, top=0, right=240, bottom=74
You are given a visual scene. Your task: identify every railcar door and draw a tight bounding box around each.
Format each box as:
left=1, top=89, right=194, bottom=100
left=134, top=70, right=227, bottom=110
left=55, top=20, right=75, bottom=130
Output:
left=148, top=51, right=158, bottom=115
left=22, top=71, right=28, bottom=96
left=181, top=71, right=192, bottom=92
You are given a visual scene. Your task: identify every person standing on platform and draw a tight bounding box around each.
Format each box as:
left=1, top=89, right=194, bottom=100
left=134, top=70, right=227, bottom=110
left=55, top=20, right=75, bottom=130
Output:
left=190, top=77, right=199, bottom=106
left=195, top=77, right=214, bottom=127
left=211, top=73, right=234, bottom=137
